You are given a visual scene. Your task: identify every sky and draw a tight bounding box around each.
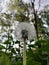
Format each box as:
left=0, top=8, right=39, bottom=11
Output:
left=23, top=0, right=49, bottom=10
left=0, top=0, right=49, bottom=13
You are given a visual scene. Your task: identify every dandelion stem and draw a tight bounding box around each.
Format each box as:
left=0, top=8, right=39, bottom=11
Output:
left=23, top=39, right=26, bottom=65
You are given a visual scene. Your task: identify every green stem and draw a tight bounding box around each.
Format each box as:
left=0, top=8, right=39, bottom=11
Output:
left=23, top=39, right=26, bottom=65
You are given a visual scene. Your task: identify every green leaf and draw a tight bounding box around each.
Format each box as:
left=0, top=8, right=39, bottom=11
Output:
left=11, top=48, right=16, bottom=54
left=0, top=52, right=11, bottom=65
left=3, top=40, right=11, bottom=44
left=28, top=45, right=35, bottom=47
left=0, top=45, right=5, bottom=50
left=35, top=39, right=46, bottom=47
left=15, top=40, right=20, bottom=44
left=16, top=48, right=20, bottom=52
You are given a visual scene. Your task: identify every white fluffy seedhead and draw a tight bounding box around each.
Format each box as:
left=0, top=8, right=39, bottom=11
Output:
left=14, top=22, right=36, bottom=41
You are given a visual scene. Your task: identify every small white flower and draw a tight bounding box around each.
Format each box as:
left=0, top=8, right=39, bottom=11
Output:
left=14, top=22, right=36, bottom=41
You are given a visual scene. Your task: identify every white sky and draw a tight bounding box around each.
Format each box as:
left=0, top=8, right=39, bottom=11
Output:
left=0, top=0, right=49, bottom=13
left=0, top=0, right=10, bottom=13
left=23, top=0, right=49, bottom=10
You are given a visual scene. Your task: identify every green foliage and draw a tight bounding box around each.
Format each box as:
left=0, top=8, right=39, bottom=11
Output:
left=8, top=0, right=28, bottom=13
left=27, top=49, right=41, bottom=65
left=27, top=60, right=41, bottom=65
left=0, top=52, right=11, bottom=65
left=3, top=40, right=11, bottom=44
left=14, top=13, right=29, bottom=22
left=15, top=61, right=22, bottom=65
left=0, top=45, right=5, bottom=50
